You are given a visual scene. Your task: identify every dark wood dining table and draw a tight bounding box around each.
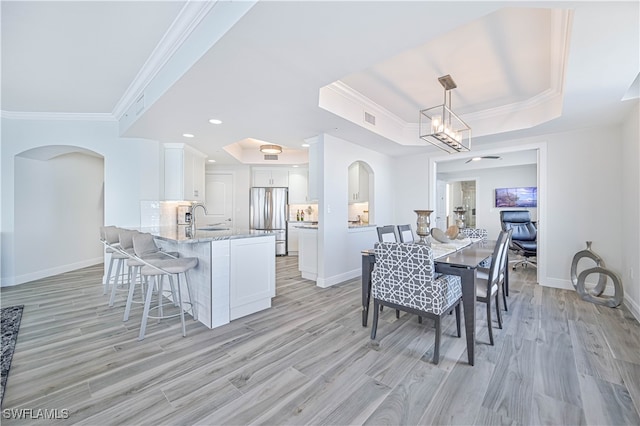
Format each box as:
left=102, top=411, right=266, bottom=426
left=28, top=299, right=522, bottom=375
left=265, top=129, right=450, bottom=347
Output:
left=361, top=239, right=497, bottom=366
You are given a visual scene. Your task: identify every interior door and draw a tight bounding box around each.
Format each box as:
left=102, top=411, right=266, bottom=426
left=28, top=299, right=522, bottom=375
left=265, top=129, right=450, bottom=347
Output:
left=204, top=173, right=234, bottom=229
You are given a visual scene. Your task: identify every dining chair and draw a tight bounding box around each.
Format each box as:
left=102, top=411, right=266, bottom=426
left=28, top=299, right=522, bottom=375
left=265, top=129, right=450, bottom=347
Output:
left=396, top=224, right=415, bottom=243
left=459, top=228, right=491, bottom=268
left=475, top=230, right=509, bottom=345
left=370, top=242, right=462, bottom=364
left=100, top=226, right=128, bottom=296
left=376, top=225, right=398, bottom=242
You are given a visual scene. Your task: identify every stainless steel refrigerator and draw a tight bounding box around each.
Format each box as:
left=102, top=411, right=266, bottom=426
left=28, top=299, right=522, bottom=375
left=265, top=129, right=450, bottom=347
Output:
left=250, top=187, right=288, bottom=256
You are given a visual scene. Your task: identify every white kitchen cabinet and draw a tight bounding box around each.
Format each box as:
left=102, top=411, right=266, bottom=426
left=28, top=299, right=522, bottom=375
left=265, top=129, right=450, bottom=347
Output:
left=229, top=236, right=276, bottom=320
left=164, top=143, right=207, bottom=201
left=348, top=161, right=369, bottom=203
left=252, top=168, right=289, bottom=187
left=287, top=223, right=299, bottom=254
left=288, top=168, right=308, bottom=204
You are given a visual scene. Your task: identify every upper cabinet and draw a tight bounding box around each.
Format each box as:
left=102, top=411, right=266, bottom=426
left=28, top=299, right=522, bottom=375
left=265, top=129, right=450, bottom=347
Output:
left=288, top=168, right=309, bottom=204
left=348, top=161, right=369, bottom=203
left=252, top=168, right=289, bottom=187
left=164, top=143, right=207, bottom=201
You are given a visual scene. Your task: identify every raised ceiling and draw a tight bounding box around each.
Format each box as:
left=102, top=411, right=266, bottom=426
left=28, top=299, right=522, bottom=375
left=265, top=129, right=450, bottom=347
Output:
left=2, top=1, right=638, bottom=164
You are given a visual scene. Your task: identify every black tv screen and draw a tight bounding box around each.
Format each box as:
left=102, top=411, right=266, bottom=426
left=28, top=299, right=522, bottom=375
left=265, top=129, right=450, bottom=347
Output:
left=495, top=187, right=537, bottom=208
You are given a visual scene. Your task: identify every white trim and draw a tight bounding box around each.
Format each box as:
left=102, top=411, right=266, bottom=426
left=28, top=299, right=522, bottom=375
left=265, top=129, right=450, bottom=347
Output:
left=1, top=257, right=103, bottom=287
left=625, top=296, right=640, bottom=323
left=316, top=268, right=360, bottom=288
left=111, top=0, right=217, bottom=119
left=0, top=110, right=115, bottom=121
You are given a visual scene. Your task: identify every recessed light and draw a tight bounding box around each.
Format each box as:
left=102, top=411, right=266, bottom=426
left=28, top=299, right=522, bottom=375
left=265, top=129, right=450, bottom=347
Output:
left=292, top=165, right=299, bottom=168
left=471, top=157, right=482, bottom=162
left=208, top=159, right=216, bottom=163
left=209, top=119, right=222, bottom=125
left=183, top=133, right=194, bottom=138
left=301, top=143, right=310, bottom=148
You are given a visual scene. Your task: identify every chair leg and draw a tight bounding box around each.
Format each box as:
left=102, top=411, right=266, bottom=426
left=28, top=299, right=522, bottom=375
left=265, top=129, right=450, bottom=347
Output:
left=123, top=267, right=138, bottom=321
left=104, top=256, right=115, bottom=295
left=171, top=275, right=187, bottom=337
left=184, top=272, right=197, bottom=321
left=109, top=258, right=125, bottom=307
left=396, top=309, right=400, bottom=319
left=502, top=281, right=508, bottom=311
left=138, top=275, right=156, bottom=341
left=487, top=300, right=494, bottom=345
left=496, top=293, right=503, bottom=329
left=371, top=300, right=380, bottom=340
left=433, top=316, right=441, bottom=364
left=455, top=303, right=461, bottom=337
left=418, top=316, right=423, bottom=324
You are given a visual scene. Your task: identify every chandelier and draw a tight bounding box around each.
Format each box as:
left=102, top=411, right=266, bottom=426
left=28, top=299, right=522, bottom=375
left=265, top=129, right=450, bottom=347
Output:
left=419, top=75, right=471, bottom=153
left=259, top=144, right=282, bottom=154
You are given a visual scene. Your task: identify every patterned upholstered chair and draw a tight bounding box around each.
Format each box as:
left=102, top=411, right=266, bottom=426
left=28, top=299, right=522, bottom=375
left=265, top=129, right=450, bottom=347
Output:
left=370, top=242, right=462, bottom=364
left=459, top=227, right=489, bottom=240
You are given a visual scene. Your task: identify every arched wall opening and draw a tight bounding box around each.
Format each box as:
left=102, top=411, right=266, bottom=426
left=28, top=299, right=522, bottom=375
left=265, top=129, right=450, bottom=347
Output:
left=13, top=145, right=104, bottom=284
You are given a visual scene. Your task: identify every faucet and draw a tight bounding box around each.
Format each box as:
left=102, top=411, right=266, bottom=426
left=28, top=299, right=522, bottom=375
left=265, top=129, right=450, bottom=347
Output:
left=190, top=202, right=208, bottom=230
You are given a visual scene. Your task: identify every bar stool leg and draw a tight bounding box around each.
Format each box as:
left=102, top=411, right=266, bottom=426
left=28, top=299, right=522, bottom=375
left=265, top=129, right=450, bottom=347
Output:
left=184, top=273, right=197, bottom=321
left=109, top=258, right=125, bottom=307
left=138, top=275, right=157, bottom=341
left=171, top=275, right=187, bottom=337
left=104, top=255, right=115, bottom=295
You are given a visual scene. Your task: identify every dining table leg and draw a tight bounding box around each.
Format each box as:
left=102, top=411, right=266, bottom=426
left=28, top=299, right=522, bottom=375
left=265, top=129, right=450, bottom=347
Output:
left=459, top=267, right=477, bottom=366
left=361, top=253, right=373, bottom=327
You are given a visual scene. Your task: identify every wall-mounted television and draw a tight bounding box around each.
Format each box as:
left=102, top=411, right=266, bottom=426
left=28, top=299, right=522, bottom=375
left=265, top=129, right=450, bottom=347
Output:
left=495, top=186, right=537, bottom=208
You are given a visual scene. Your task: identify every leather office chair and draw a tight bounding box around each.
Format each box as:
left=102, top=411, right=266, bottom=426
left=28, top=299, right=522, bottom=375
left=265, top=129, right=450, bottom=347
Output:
left=500, top=210, right=537, bottom=269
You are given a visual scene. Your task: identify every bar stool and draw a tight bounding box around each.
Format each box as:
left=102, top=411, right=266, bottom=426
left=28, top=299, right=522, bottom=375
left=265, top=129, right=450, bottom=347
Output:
left=131, top=233, right=198, bottom=340
left=100, top=226, right=127, bottom=296
left=109, top=229, right=140, bottom=307
left=122, top=233, right=178, bottom=322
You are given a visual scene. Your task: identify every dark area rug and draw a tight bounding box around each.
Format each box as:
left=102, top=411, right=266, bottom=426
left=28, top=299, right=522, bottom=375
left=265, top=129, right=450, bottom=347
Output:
left=1, top=305, right=24, bottom=408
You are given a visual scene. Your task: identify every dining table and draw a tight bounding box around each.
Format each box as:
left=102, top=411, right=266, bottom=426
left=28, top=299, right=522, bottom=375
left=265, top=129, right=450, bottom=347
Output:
left=361, top=238, right=497, bottom=366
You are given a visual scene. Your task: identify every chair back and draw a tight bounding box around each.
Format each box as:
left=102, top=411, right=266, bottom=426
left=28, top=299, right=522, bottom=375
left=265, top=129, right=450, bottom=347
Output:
left=459, top=228, right=488, bottom=240
left=132, top=233, right=161, bottom=258
left=376, top=225, right=398, bottom=242
left=486, top=231, right=509, bottom=288
left=500, top=210, right=536, bottom=242
left=372, top=242, right=460, bottom=315
left=396, top=224, right=414, bottom=243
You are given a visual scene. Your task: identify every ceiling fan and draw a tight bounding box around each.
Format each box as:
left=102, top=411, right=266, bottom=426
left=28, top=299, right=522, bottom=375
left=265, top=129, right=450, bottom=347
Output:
left=465, top=156, right=502, bottom=164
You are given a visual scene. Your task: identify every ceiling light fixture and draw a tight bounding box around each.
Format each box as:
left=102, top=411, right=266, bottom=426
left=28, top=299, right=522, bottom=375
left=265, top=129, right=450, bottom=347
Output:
left=419, top=75, right=471, bottom=153
left=301, top=143, right=310, bottom=148
left=260, top=144, right=282, bottom=154
left=183, top=133, right=194, bottom=138
left=208, top=119, right=222, bottom=124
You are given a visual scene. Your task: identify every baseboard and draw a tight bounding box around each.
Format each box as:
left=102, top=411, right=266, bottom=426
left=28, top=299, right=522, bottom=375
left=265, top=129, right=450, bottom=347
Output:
left=539, top=276, right=574, bottom=290
left=1, top=257, right=103, bottom=287
left=624, top=296, right=640, bottom=323
left=316, top=268, right=360, bottom=288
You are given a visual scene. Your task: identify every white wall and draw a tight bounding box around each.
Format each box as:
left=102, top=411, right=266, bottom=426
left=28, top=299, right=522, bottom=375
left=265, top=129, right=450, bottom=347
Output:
left=621, top=102, right=640, bottom=318
left=316, top=133, right=394, bottom=287
left=1, top=117, right=161, bottom=286
left=14, top=153, right=104, bottom=282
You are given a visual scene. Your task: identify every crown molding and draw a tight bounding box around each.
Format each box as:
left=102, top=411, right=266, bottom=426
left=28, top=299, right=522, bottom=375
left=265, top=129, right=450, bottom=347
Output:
left=0, top=110, right=116, bottom=121
left=111, top=0, right=218, bottom=119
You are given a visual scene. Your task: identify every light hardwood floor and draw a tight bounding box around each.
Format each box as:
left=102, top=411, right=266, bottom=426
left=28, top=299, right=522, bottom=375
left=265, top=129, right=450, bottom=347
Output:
left=1, top=256, right=639, bottom=425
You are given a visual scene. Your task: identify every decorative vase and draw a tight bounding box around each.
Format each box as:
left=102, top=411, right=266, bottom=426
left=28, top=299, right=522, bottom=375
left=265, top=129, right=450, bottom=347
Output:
left=414, top=210, right=433, bottom=244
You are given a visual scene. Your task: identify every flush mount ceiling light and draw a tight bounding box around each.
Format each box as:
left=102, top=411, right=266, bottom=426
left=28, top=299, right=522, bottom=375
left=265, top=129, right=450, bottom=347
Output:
left=419, top=75, right=471, bottom=153
left=208, top=118, right=222, bottom=124
left=182, top=133, right=194, bottom=138
left=260, top=144, right=282, bottom=154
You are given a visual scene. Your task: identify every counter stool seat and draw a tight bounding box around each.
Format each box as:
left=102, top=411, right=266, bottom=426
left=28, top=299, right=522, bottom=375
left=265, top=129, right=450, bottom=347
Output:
left=137, top=257, right=198, bottom=340
left=130, top=233, right=198, bottom=340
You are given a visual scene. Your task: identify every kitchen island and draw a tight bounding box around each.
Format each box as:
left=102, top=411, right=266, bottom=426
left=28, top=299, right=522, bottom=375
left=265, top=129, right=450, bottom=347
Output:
left=138, top=225, right=275, bottom=329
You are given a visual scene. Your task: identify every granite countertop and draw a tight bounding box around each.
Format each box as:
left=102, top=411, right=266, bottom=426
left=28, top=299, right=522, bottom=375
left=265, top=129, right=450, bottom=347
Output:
left=136, top=225, right=276, bottom=243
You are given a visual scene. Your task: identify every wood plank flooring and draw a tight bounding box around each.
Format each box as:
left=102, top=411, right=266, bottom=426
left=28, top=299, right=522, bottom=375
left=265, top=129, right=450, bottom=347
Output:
left=1, top=257, right=639, bottom=425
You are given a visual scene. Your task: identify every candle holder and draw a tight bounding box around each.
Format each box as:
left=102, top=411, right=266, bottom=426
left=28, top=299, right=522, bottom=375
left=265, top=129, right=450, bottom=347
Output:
left=414, top=210, right=433, bottom=244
